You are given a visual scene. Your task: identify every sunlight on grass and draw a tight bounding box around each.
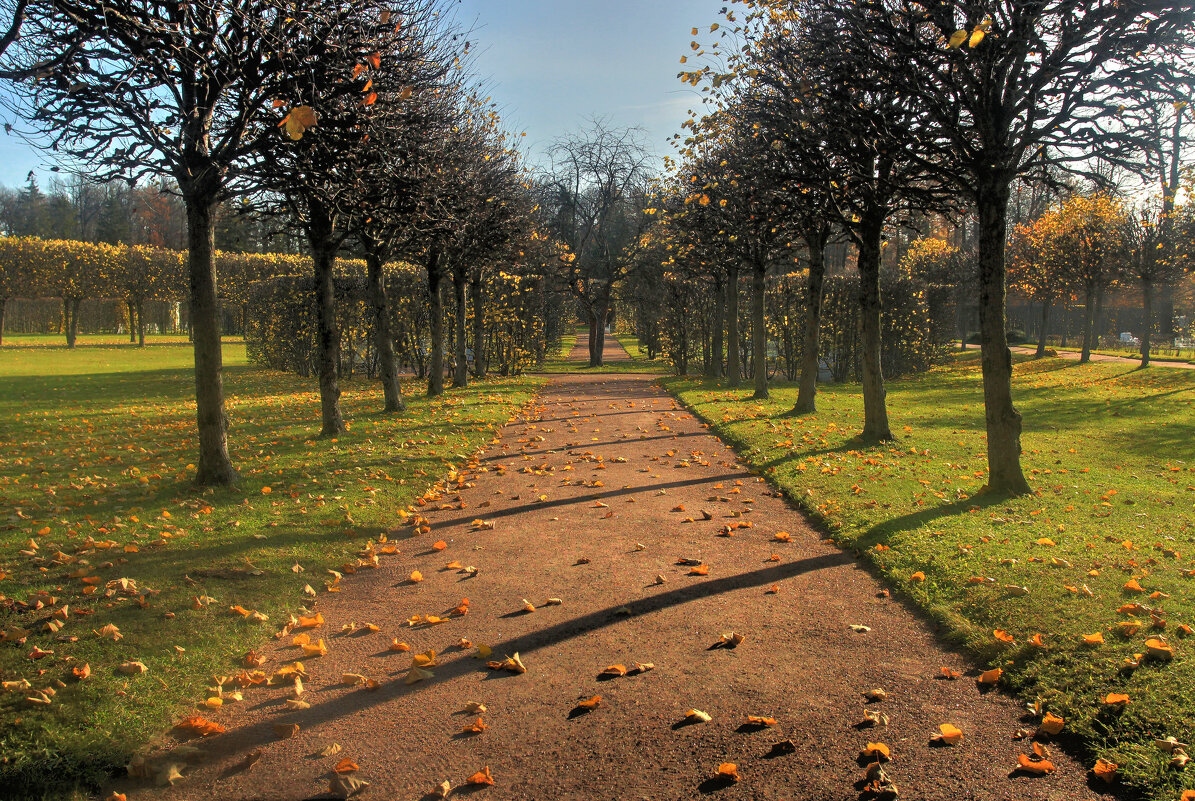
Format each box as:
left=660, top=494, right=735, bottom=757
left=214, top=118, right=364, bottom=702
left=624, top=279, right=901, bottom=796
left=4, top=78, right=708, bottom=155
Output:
left=0, top=342, right=541, bottom=797
left=664, top=354, right=1195, bottom=798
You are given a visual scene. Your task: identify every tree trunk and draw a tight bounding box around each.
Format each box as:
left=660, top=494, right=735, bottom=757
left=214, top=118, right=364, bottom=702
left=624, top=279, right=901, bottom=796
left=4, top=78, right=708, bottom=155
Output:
left=587, top=308, right=598, bottom=366
left=136, top=297, right=145, bottom=347
left=727, top=263, right=740, bottom=387
left=128, top=298, right=136, bottom=342
left=975, top=181, right=1031, bottom=495
left=452, top=261, right=468, bottom=388
left=1140, top=278, right=1153, bottom=368
left=427, top=248, right=445, bottom=396
left=366, top=252, right=404, bottom=413
left=0, top=296, right=5, bottom=346
left=709, top=275, right=724, bottom=378
left=794, top=232, right=826, bottom=414
left=1035, top=301, right=1051, bottom=357
left=311, top=234, right=346, bottom=437
left=1080, top=286, right=1095, bottom=363
left=751, top=262, right=768, bottom=399
left=471, top=270, right=486, bottom=377
left=184, top=196, right=238, bottom=486
left=590, top=288, right=608, bottom=367
left=63, top=298, right=79, bottom=348
left=856, top=216, right=892, bottom=442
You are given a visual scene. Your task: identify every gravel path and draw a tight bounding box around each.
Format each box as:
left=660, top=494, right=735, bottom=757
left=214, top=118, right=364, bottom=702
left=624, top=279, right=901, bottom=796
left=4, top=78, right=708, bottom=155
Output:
left=123, top=333, right=1103, bottom=801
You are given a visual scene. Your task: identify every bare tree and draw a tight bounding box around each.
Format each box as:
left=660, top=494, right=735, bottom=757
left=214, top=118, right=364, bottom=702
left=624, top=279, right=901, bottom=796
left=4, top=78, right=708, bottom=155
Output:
left=837, top=0, right=1195, bottom=493
left=1, top=0, right=349, bottom=484
left=546, top=119, right=654, bottom=367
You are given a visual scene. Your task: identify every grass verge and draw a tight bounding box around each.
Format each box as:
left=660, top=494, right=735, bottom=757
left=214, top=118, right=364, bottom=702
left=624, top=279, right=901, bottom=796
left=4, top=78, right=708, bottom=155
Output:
left=663, top=354, right=1195, bottom=800
left=0, top=341, right=542, bottom=799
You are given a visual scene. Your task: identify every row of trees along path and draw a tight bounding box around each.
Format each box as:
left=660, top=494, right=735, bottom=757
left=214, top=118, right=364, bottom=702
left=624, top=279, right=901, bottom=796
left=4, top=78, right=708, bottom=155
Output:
left=124, top=332, right=1100, bottom=800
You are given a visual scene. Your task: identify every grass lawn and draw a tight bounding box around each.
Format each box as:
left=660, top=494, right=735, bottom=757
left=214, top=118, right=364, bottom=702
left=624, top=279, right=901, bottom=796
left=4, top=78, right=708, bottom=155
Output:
left=0, top=341, right=542, bottom=799
left=663, top=354, right=1195, bottom=800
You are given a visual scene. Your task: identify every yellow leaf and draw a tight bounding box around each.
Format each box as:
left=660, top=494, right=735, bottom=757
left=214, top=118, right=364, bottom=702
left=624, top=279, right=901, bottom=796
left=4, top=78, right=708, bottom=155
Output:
left=935, top=723, right=963, bottom=745
left=947, top=29, right=967, bottom=48
left=283, top=105, right=318, bottom=141
left=1039, top=712, right=1065, bottom=735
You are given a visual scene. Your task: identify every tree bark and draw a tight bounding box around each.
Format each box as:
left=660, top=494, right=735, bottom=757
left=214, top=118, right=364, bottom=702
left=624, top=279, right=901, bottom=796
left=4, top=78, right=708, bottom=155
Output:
left=856, top=214, right=892, bottom=442
left=793, top=231, right=826, bottom=414
left=366, top=252, right=404, bottom=413
left=184, top=196, right=238, bottom=486
left=1141, top=278, right=1154, bottom=368
left=1035, top=300, right=1051, bottom=357
left=1080, top=286, right=1095, bottom=363
left=727, top=263, right=740, bottom=387
left=0, top=296, right=5, bottom=346
left=975, top=181, right=1031, bottom=495
left=311, top=229, right=346, bottom=437
left=708, top=274, right=724, bottom=378
left=590, top=286, right=608, bottom=367
left=452, top=261, right=468, bottom=388
left=751, top=262, right=768, bottom=399
left=471, top=270, right=486, bottom=377
left=136, top=297, right=145, bottom=347
left=587, top=308, right=598, bottom=366
left=128, top=298, right=136, bottom=342
left=63, top=297, right=80, bottom=348
left=427, top=248, right=445, bottom=396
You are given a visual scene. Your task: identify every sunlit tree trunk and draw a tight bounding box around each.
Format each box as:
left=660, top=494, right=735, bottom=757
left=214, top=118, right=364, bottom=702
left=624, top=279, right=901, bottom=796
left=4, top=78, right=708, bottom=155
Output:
left=975, top=179, right=1031, bottom=495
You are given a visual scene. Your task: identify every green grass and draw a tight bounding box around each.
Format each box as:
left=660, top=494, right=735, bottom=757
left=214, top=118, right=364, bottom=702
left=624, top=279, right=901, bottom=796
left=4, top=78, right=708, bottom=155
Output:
left=0, top=333, right=212, bottom=350
left=663, top=355, right=1195, bottom=800
left=539, top=327, right=668, bottom=374
left=0, top=341, right=542, bottom=799
left=1035, top=343, right=1195, bottom=366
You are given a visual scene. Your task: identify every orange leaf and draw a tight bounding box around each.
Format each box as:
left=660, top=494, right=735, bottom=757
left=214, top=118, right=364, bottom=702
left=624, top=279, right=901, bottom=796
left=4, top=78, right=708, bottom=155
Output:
left=333, top=757, right=358, bottom=774
left=433, top=540, right=448, bottom=550
left=1103, top=692, right=1130, bottom=708
left=977, top=668, right=1003, bottom=685
left=600, top=664, right=627, bottom=678
left=1039, top=712, right=1065, bottom=736
left=576, top=695, right=601, bottom=710
left=462, top=717, right=488, bottom=734
left=862, top=742, right=890, bottom=761
left=688, top=564, right=709, bottom=576
left=1092, top=758, right=1118, bottom=783
left=716, top=763, right=740, bottom=782
left=1016, top=753, right=1055, bottom=774
left=1082, top=632, right=1105, bottom=645
left=936, top=723, right=963, bottom=745
left=466, top=766, right=494, bottom=786
left=408, top=570, right=423, bottom=583
left=993, top=629, right=1015, bottom=643
left=175, top=715, right=225, bottom=736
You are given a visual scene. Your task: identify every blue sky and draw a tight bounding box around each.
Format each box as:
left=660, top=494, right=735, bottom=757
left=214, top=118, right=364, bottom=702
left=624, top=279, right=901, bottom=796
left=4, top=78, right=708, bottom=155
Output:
left=0, top=0, right=725, bottom=188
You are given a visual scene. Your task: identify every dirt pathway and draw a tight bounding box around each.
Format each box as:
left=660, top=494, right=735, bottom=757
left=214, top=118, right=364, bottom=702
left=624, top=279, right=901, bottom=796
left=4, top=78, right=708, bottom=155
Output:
left=126, top=333, right=1102, bottom=801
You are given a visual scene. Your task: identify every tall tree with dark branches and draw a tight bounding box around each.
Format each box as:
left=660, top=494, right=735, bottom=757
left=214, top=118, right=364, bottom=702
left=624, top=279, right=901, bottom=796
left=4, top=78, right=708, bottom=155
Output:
left=546, top=119, right=654, bottom=367
left=1, top=0, right=353, bottom=484
left=833, top=0, right=1195, bottom=493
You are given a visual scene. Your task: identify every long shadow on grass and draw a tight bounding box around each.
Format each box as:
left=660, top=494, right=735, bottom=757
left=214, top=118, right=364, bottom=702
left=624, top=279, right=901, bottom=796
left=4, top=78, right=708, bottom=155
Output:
left=849, top=493, right=1009, bottom=550
left=191, top=552, right=854, bottom=763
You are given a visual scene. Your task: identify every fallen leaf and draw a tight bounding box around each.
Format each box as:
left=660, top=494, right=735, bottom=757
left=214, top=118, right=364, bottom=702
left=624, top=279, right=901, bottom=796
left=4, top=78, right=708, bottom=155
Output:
left=600, top=664, right=627, bottom=678
left=117, top=661, right=147, bottom=675
left=329, top=773, right=370, bottom=798
left=716, top=763, right=740, bottom=782
left=684, top=708, right=712, bottom=723
left=1092, top=758, right=1118, bottom=783
left=175, top=715, right=225, bottom=736
left=1039, top=712, right=1064, bottom=736
left=933, top=723, right=963, bottom=745
left=273, top=723, right=300, bottom=739
left=462, top=717, right=488, bottom=734
left=862, top=742, right=891, bottom=761
left=575, top=695, right=601, bottom=710
left=977, top=668, right=1002, bottom=685
left=466, top=766, right=495, bottom=786
left=333, top=757, right=359, bottom=774
left=1016, top=753, right=1055, bottom=774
